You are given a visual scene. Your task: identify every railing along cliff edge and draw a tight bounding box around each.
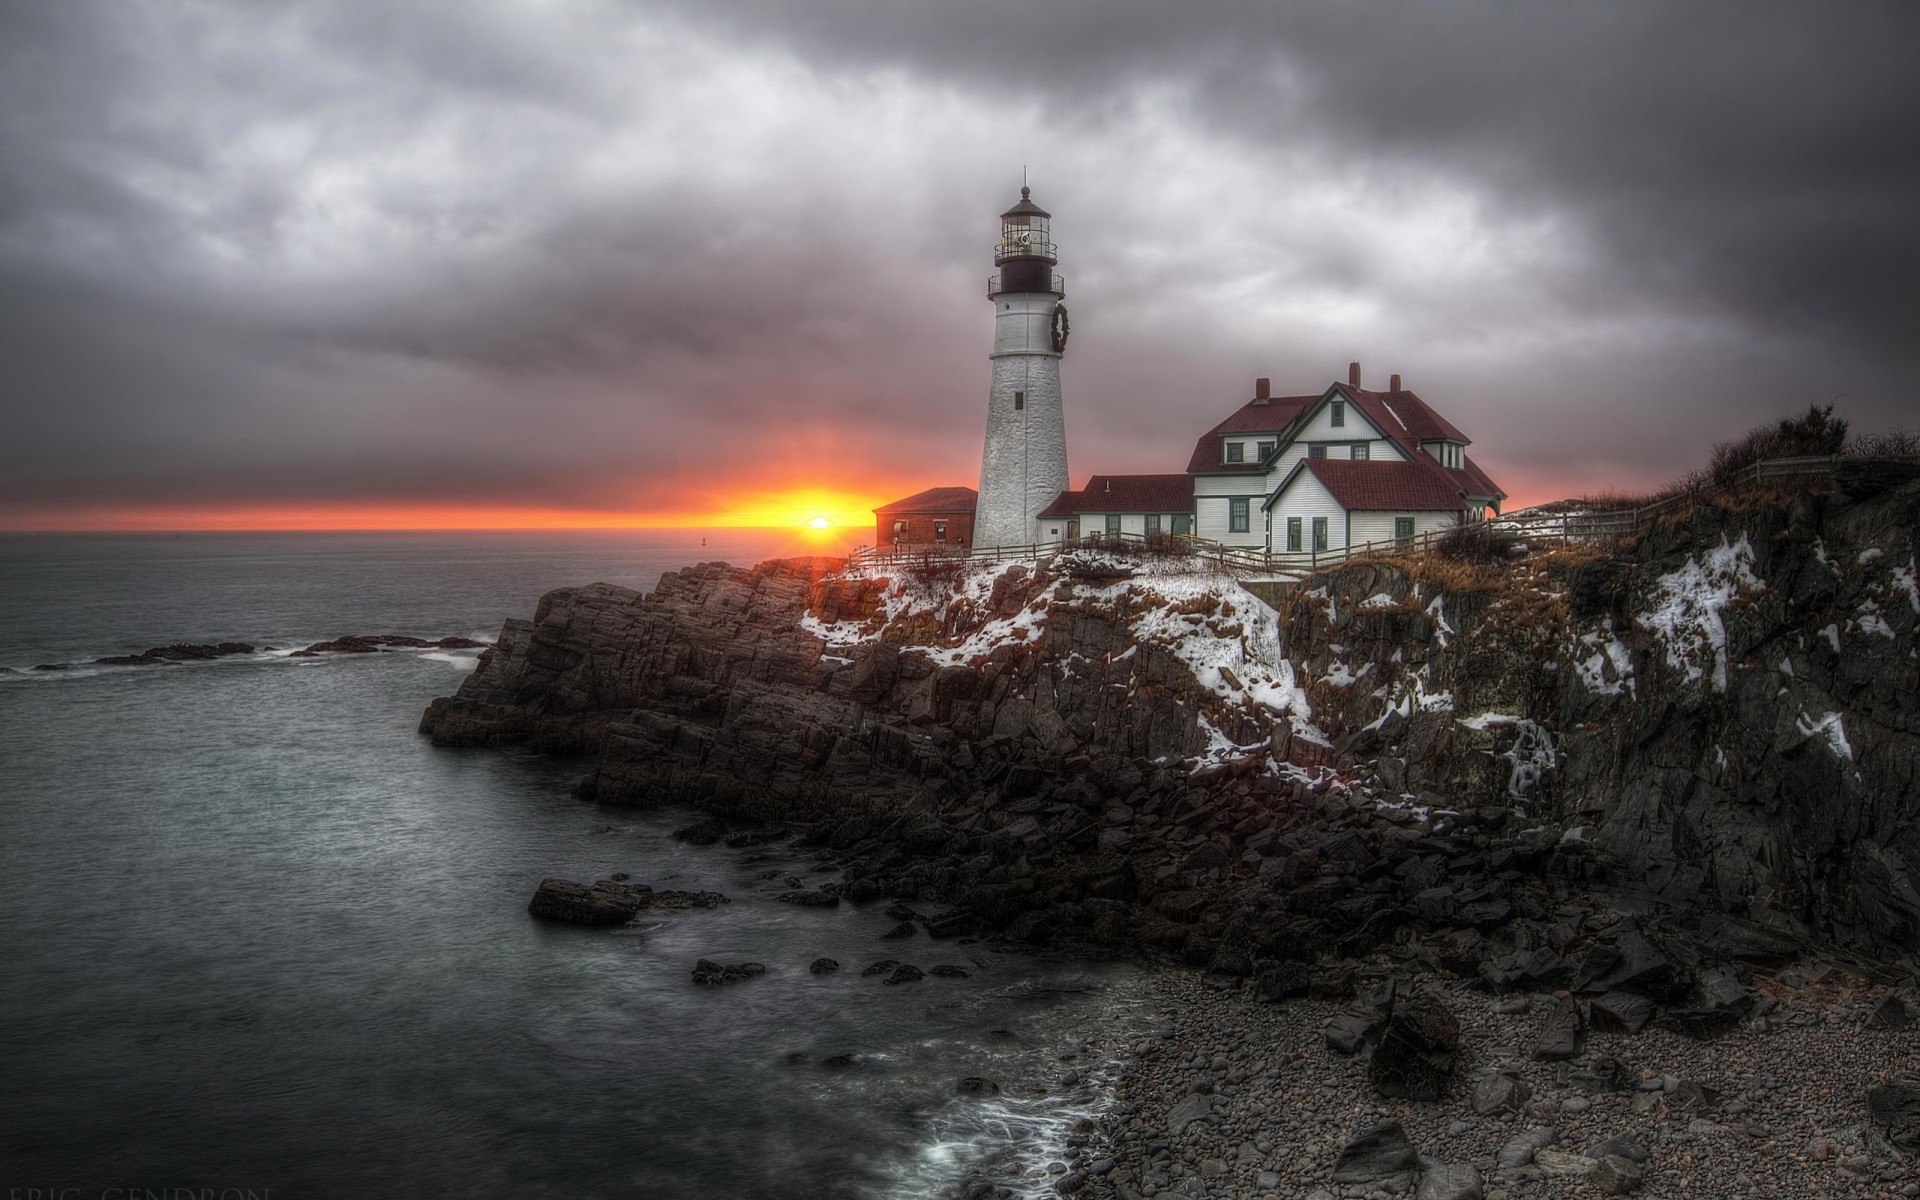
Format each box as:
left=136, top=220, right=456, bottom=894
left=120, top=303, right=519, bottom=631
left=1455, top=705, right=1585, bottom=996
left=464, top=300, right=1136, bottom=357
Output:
left=846, top=455, right=1914, bottom=578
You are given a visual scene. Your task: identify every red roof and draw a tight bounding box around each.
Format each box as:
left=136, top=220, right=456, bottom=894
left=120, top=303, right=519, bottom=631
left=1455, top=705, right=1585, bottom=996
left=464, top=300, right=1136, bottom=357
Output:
left=1185, top=395, right=1317, bottom=474
left=1036, top=489, right=1080, bottom=519
left=1185, top=377, right=1504, bottom=503
left=1341, top=385, right=1469, bottom=448
left=1067, top=474, right=1195, bottom=513
left=874, top=486, right=977, bottom=513
left=1280, top=458, right=1469, bottom=512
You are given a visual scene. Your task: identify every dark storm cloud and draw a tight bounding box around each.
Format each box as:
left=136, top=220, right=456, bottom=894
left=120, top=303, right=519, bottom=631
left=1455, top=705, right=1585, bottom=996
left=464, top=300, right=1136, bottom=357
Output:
left=657, top=0, right=1920, bottom=363
left=1, top=0, right=1914, bottom=522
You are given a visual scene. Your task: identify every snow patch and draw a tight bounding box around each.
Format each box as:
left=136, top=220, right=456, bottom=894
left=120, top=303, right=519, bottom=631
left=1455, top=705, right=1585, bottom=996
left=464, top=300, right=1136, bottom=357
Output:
left=1634, top=534, right=1764, bottom=691
left=1796, top=711, right=1853, bottom=761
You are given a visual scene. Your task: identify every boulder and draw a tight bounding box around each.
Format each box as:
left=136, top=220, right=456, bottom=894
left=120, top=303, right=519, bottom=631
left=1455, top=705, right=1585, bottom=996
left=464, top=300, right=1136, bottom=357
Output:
left=1495, top=1128, right=1558, bottom=1170
left=1867, top=994, right=1912, bottom=1031
left=1590, top=990, right=1655, bottom=1034
left=1470, top=1072, right=1532, bottom=1116
left=778, top=890, right=840, bottom=907
left=808, top=957, right=840, bottom=974
left=1592, top=1154, right=1646, bottom=1195
left=1415, top=1163, right=1484, bottom=1200
left=885, top=963, right=925, bottom=985
left=1165, top=1093, right=1214, bottom=1136
left=1868, top=1077, right=1920, bottom=1149
left=1255, top=961, right=1312, bottom=1002
left=1533, top=995, right=1584, bottom=1060
left=1331, top=1122, right=1419, bottom=1188
left=691, top=959, right=767, bottom=986
left=526, top=878, right=649, bottom=925
left=1369, top=993, right=1460, bottom=1101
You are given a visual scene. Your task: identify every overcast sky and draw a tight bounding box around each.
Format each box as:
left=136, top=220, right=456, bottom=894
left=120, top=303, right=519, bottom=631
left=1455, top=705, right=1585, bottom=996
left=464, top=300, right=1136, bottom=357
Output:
left=2, top=0, right=1915, bottom=526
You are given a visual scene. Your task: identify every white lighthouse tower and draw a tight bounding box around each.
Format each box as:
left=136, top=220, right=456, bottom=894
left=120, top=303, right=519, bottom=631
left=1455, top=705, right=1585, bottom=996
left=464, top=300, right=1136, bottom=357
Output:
left=974, top=186, right=1071, bottom=549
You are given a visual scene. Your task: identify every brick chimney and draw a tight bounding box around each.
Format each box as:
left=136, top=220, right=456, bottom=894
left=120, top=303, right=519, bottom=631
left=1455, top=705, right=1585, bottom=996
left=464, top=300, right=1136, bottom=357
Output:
left=1348, top=361, right=1362, bottom=388
left=1390, top=373, right=1402, bottom=393
left=1254, top=377, right=1271, bottom=404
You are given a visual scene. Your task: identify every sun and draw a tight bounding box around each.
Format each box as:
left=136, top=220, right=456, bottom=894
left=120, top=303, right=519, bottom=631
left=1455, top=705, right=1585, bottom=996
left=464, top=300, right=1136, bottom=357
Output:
left=806, top=515, right=834, bottom=529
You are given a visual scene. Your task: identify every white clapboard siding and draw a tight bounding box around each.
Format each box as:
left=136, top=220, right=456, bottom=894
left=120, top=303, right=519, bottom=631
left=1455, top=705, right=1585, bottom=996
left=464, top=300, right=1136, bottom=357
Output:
left=1349, top=510, right=1461, bottom=545
left=1268, top=467, right=1350, bottom=551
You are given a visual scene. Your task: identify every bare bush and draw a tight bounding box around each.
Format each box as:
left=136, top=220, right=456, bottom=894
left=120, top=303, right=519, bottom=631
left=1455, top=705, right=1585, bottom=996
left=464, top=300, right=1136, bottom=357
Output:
left=1849, top=428, right=1920, bottom=457
left=1434, top=523, right=1505, bottom=565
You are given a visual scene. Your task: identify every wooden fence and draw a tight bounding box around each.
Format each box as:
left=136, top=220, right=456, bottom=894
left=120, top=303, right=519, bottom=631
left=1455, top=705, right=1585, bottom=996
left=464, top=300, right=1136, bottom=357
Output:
left=847, top=455, right=1913, bottom=579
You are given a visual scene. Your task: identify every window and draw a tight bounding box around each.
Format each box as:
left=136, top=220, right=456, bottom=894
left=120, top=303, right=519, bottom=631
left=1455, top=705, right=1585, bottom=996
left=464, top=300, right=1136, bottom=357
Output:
left=934, top=520, right=948, bottom=542
left=1286, top=517, right=1302, bottom=552
left=1312, top=517, right=1329, bottom=551
left=1351, top=443, right=1370, bottom=461
left=1449, top=443, right=1463, bottom=469
left=1330, top=400, right=1346, bottom=427
left=1229, top=498, right=1250, bottom=533
left=1255, top=440, right=1275, bottom=460
left=1104, top=514, right=1121, bottom=535
left=1394, top=516, right=1415, bottom=545
left=1308, top=444, right=1327, bottom=460
left=1172, top=514, right=1193, bottom=535
left=1145, top=514, right=1162, bottom=534
left=1225, top=442, right=1244, bottom=464
left=1014, top=391, right=1025, bottom=411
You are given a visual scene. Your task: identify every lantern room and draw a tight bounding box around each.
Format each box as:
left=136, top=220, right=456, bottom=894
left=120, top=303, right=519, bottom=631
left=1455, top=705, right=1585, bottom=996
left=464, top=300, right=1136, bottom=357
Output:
left=995, top=186, right=1055, bottom=264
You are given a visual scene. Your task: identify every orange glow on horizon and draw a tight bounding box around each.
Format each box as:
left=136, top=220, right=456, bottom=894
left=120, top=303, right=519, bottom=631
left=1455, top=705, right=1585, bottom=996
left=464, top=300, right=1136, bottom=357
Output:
left=0, top=487, right=908, bottom=533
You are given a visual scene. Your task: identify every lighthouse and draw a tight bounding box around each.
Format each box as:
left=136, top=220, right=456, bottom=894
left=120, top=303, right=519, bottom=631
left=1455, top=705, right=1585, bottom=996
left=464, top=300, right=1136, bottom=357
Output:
left=974, top=186, right=1071, bottom=549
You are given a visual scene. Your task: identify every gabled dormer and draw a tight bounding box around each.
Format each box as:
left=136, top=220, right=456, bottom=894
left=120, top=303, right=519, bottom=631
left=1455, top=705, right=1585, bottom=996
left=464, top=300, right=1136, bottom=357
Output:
left=1422, top=440, right=1466, bottom=470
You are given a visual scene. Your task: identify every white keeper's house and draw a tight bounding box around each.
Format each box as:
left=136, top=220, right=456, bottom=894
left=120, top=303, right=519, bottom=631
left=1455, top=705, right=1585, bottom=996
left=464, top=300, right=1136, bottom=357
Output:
left=875, top=187, right=1507, bottom=554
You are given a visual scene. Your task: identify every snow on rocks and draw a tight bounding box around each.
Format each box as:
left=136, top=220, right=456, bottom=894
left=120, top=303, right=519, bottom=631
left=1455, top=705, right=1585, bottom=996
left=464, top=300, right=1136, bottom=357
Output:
left=1574, top=620, right=1636, bottom=696
left=1634, top=534, right=1764, bottom=691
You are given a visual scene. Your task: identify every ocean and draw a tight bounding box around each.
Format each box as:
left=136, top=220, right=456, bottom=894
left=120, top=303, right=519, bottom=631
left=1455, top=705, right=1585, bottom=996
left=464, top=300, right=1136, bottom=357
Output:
left=0, top=531, right=1147, bottom=1200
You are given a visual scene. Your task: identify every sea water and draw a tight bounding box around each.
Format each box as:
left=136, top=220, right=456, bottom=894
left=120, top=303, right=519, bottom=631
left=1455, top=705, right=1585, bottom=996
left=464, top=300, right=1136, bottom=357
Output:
left=0, top=531, right=1148, bottom=1199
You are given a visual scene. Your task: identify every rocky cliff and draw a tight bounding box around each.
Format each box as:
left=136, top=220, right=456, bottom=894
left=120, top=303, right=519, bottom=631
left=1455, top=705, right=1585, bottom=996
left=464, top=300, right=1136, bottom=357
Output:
left=421, top=474, right=1920, bottom=978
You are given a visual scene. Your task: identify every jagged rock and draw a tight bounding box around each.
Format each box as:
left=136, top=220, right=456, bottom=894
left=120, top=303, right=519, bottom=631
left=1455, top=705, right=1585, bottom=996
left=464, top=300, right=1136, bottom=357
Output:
left=1369, top=993, right=1460, bottom=1101
left=860, top=960, right=900, bottom=977
left=1331, top=1122, right=1418, bottom=1188
left=1590, top=990, right=1655, bottom=1033
left=1470, top=1072, right=1532, bottom=1115
left=956, top=1077, right=1000, bottom=1097
left=882, top=920, right=917, bottom=939
left=1868, top=1077, right=1920, bottom=1149
left=1867, top=994, right=1912, bottom=1031
left=1533, top=995, right=1584, bottom=1060
left=1324, top=1001, right=1389, bottom=1056
left=1415, top=1163, right=1482, bottom=1200
left=885, top=964, right=924, bottom=985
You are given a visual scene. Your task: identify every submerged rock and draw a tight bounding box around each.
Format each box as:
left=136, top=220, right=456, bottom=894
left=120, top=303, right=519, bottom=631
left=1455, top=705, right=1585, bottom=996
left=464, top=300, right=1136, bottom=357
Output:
left=691, top=959, right=766, bottom=986
left=526, top=878, right=650, bottom=925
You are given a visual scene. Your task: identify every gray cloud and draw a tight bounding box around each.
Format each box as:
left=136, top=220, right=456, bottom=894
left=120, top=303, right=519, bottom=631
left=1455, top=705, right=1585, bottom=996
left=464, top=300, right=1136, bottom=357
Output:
left=1, top=0, right=1914, bottom=522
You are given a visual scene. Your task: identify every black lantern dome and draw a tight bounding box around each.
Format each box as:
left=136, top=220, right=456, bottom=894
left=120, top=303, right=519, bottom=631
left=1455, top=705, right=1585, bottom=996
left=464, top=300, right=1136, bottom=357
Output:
left=988, top=186, right=1064, bottom=299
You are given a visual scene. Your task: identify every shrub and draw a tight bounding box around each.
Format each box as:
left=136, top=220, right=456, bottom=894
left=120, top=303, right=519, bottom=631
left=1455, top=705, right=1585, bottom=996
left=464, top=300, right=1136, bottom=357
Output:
left=1849, top=427, right=1920, bottom=457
